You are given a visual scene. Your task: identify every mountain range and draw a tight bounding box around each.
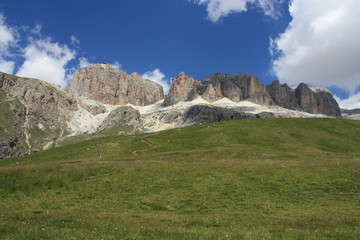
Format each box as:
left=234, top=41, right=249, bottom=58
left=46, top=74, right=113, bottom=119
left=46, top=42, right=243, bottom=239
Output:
left=0, top=63, right=358, bottom=159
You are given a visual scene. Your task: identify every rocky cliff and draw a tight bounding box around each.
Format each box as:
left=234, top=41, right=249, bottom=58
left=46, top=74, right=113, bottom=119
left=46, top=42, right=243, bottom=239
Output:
left=341, top=108, right=360, bottom=120
left=0, top=72, right=78, bottom=157
left=266, top=80, right=301, bottom=111
left=97, top=106, right=142, bottom=135
left=294, top=83, right=341, bottom=117
left=164, top=72, right=341, bottom=117
left=66, top=63, right=164, bottom=106
left=200, top=73, right=273, bottom=105
left=0, top=67, right=347, bottom=159
left=163, top=72, right=200, bottom=107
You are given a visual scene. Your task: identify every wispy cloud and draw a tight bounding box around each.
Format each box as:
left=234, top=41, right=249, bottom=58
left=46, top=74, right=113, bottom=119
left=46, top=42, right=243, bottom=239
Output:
left=70, top=35, right=80, bottom=47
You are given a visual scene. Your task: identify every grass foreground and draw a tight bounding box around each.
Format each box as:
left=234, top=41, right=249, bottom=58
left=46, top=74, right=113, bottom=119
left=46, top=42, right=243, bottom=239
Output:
left=0, top=118, right=360, bottom=239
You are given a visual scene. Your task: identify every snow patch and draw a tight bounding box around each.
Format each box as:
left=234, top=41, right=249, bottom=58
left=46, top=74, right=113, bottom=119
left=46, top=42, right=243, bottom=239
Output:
left=65, top=96, right=331, bottom=137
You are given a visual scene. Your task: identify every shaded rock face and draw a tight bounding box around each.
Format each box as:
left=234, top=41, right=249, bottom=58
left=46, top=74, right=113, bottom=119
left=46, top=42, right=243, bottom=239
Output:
left=266, top=80, right=301, bottom=111
left=163, top=72, right=200, bottom=107
left=97, top=106, right=141, bottom=135
left=164, top=72, right=274, bottom=106
left=341, top=108, right=360, bottom=115
left=67, top=64, right=164, bottom=106
left=200, top=73, right=273, bottom=105
left=180, top=105, right=274, bottom=126
left=294, top=83, right=341, bottom=117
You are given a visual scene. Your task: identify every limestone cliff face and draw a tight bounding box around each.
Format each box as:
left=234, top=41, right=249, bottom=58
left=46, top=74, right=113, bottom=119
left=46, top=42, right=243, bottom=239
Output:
left=200, top=73, right=273, bottom=105
left=0, top=68, right=345, bottom=159
left=266, top=80, right=301, bottom=111
left=66, top=64, right=164, bottom=106
left=0, top=72, right=78, bottom=157
left=294, top=83, right=341, bottom=117
left=163, top=72, right=340, bottom=117
left=163, top=72, right=201, bottom=107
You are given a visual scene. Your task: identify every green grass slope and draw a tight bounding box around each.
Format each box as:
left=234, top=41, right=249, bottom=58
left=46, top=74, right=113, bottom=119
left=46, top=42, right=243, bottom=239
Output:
left=0, top=118, right=359, bottom=239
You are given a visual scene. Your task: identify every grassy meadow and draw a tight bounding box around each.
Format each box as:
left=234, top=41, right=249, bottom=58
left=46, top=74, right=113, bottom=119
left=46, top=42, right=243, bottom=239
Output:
left=0, top=118, right=359, bottom=239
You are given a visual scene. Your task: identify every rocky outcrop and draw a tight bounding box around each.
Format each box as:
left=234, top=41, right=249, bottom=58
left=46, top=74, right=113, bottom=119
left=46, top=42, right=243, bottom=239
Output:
left=0, top=92, right=28, bottom=158
left=267, top=81, right=341, bottom=117
left=1, top=72, right=78, bottom=125
left=97, top=106, right=142, bottom=135
left=295, top=83, right=341, bottom=117
left=341, top=108, right=360, bottom=120
left=266, top=80, right=301, bottom=110
left=180, top=105, right=274, bottom=127
left=164, top=72, right=275, bottom=106
left=67, top=64, right=164, bottom=106
left=162, top=72, right=341, bottom=117
left=200, top=73, right=273, bottom=105
left=0, top=72, right=78, bottom=157
left=0, top=68, right=346, bottom=159
left=163, top=72, right=200, bottom=106
left=78, top=98, right=107, bottom=115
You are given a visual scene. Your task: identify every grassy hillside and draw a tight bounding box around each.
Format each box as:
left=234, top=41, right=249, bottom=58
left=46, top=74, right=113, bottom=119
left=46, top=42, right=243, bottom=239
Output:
left=0, top=118, right=359, bottom=239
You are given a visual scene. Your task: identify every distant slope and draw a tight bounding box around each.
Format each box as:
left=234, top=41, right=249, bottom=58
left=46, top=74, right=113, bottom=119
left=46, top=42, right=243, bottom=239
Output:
left=0, top=118, right=359, bottom=239
left=7, top=118, right=360, bottom=165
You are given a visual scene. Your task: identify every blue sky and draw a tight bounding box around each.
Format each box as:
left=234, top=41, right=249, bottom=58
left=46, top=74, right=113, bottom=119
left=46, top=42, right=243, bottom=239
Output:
left=0, top=0, right=359, bottom=109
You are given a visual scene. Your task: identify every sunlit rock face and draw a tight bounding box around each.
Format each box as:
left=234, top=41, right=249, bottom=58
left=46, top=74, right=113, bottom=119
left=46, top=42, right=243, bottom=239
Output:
left=67, top=63, right=164, bottom=106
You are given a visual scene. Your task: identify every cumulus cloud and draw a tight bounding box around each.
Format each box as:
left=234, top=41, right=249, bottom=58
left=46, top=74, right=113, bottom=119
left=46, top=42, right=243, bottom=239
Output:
left=271, top=0, right=360, bottom=94
left=16, top=37, right=76, bottom=88
left=191, top=0, right=284, bottom=22
left=142, top=69, right=170, bottom=94
left=0, top=13, right=18, bottom=74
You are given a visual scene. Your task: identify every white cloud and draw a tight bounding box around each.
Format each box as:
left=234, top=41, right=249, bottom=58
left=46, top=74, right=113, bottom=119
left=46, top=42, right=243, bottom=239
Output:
left=78, top=58, right=121, bottom=70
left=111, top=61, right=122, bottom=70
left=142, top=69, right=170, bottom=94
left=0, top=13, right=18, bottom=74
left=0, top=60, right=15, bottom=74
left=79, top=57, right=92, bottom=69
left=335, top=93, right=360, bottom=110
left=271, top=0, right=360, bottom=94
left=0, top=14, right=17, bottom=52
left=191, top=0, right=283, bottom=22
left=16, top=37, right=76, bottom=88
